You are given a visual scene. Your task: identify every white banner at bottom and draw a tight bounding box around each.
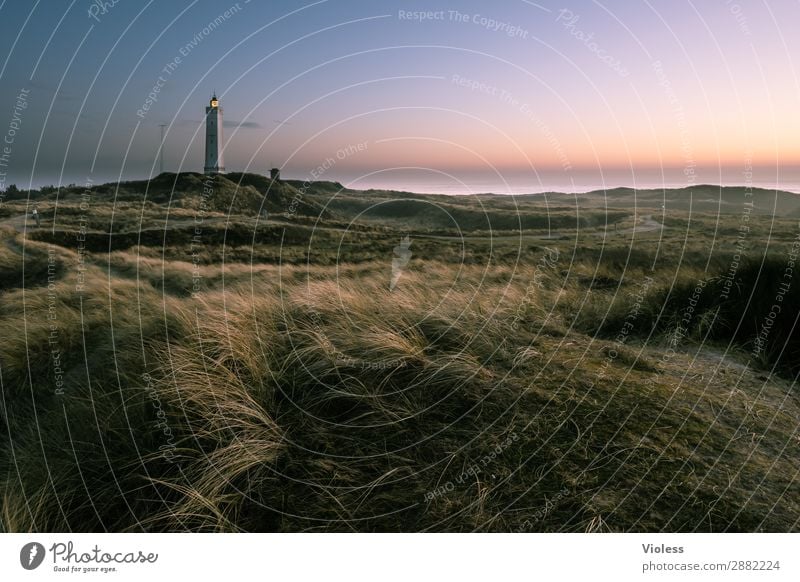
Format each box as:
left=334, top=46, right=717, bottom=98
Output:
left=1, top=533, right=796, bottom=581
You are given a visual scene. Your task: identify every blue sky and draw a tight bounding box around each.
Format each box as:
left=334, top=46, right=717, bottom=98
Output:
left=0, top=0, right=798, bottom=189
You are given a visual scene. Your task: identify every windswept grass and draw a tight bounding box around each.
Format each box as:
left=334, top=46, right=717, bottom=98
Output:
left=1, top=180, right=799, bottom=532
left=1, top=219, right=798, bottom=532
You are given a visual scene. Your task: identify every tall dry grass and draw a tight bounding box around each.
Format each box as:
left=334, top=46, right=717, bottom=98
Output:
left=1, top=229, right=799, bottom=532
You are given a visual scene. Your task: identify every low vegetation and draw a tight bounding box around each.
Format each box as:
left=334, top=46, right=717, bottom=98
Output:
left=1, top=175, right=798, bottom=532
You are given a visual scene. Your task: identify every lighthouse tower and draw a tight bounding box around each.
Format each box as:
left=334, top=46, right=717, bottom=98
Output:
left=204, top=93, right=225, bottom=174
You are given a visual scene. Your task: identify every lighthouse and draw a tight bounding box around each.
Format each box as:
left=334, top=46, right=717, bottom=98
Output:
left=204, top=93, right=225, bottom=174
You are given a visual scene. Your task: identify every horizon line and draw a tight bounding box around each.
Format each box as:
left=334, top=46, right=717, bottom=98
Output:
left=11, top=171, right=800, bottom=197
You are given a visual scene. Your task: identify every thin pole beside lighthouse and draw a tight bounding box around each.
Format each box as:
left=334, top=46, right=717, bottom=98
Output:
left=158, top=123, right=167, bottom=174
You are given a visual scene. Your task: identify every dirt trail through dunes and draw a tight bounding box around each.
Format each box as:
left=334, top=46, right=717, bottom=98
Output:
left=401, top=214, right=667, bottom=243
left=635, top=214, right=663, bottom=233
left=1, top=210, right=668, bottom=240
left=0, top=214, right=34, bottom=254
left=621, top=214, right=663, bottom=234
left=0, top=213, right=30, bottom=233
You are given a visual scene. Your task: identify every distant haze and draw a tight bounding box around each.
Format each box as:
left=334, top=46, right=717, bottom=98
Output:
left=340, top=166, right=800, bottom=195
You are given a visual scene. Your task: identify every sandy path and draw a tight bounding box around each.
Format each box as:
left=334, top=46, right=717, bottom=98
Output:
left=0, top=213, right=30, bottom=233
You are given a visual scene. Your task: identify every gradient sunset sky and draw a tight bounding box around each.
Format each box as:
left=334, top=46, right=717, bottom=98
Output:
left=0, top=0, right=798, bottom=191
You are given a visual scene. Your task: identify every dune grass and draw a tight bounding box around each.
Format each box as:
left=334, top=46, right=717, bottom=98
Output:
left=1, top=215, right=798, bottom=532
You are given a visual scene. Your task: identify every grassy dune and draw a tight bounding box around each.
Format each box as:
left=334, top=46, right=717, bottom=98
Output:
left=1, top=177, right=799, bottom=532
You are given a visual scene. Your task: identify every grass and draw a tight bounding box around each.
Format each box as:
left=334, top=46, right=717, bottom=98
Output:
left=0, top=176, right=798, bottom=532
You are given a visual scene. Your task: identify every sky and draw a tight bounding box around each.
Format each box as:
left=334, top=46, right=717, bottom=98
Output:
left=0, top=0, right=799, bottom=192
